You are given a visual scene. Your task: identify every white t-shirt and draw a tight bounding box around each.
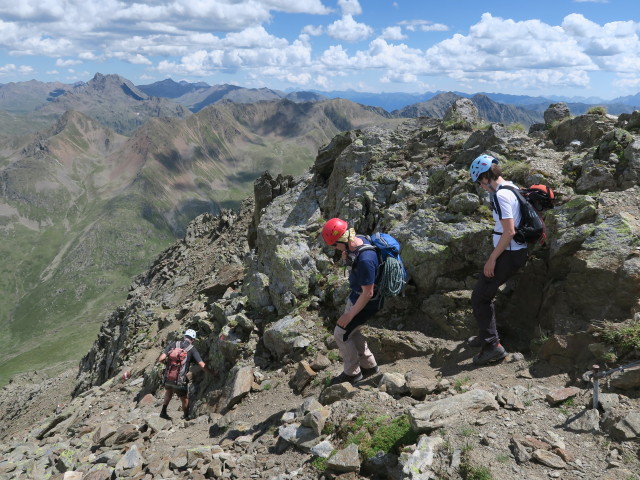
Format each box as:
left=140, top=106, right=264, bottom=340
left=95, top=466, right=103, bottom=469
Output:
left=491, top=181, right=527, bottom=250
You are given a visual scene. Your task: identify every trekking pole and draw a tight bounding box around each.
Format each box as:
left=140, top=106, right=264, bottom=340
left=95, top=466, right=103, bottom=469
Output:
left=588, top=359, right=640, bottom=409
left=591, top=365, right=599, bottom=410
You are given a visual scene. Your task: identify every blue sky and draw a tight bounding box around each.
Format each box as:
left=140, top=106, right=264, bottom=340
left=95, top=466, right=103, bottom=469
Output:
left=0, top=0, right=638, bottom=99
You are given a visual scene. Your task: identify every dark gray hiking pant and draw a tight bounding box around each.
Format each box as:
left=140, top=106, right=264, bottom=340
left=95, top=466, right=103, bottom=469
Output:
left=471, top=249, right=528, bottom=347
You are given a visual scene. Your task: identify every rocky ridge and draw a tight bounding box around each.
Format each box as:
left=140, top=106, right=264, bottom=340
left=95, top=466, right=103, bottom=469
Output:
left=1, top=102, right=640, bottom=480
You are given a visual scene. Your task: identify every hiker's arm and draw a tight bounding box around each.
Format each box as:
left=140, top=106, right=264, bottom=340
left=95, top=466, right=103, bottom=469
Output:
left=157, top=353, right=167, bottom=364
left=336, top=284, right=374, bottom=329
left=197, top=361, right=212, bottom=374
left=484, top=218, right=515, bottom=278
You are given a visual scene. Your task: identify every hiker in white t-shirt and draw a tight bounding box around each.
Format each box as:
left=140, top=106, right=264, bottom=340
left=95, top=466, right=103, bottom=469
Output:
left=468, top=154, right=528, bottom=365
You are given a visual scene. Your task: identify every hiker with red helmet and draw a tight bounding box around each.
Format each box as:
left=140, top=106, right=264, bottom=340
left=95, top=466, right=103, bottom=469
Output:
left=321, top=218, right=381, bottom=385
left=157, top=328, right=210, bottom=420
left=468, top=154, right=528, bottom=365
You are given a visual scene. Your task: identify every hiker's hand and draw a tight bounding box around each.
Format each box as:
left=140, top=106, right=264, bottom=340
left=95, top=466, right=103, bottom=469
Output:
left=337, top=313, right=352, bottom=329
left=484, top=258, right=496, bottom=278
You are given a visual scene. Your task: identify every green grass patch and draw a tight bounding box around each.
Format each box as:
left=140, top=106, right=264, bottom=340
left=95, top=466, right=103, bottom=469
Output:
left=587, top=106, right=607, bottom=116
left=460, top=462, right=494, bottom=480
left=454, top=375, right=471, bottom=392
left=506, top=123, right=525, bottom=132
left=600, top=319, right=640, bottom=359
left=311, top=456, right=329, bottom=471
left=501, top=160, right=533, bottom=186
left=327, top=350, right=340, bottom=362
left=339, top=414, right=418, bottom=461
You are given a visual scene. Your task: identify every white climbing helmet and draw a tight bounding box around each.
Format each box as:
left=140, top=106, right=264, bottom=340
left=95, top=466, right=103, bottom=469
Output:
left=184, top=329, right=197, bottom=340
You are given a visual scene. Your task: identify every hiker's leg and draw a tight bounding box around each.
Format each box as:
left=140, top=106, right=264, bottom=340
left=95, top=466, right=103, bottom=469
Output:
left=350, top=327, right=376, bottom=370
left=162, top=387, right=173, bottom=406
left=334, top=324, right=361, bottom=375
left=180, top=395, right=188, bottom=413
left=472, top=250, right=527, bottom=346
left=160, top=388, right=173, bottom=419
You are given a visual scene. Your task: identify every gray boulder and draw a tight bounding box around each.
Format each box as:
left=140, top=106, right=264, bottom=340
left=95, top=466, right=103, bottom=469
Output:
left=409, top=389, right=499, bottom=432
left=443, top=98, right=480, bottom=130
left=544, top=102, right=571, bottom=126
left=262, top=315, right=314, bottom=360
left=550, top=114, right=615, bottom=149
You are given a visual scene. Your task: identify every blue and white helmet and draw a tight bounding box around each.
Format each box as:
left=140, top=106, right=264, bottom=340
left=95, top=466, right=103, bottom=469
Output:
left=469, top=154, right=498, bottom=182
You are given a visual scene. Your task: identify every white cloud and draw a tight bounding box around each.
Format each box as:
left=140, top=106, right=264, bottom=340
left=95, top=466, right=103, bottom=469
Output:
left=424, top=13, right=596, bottom=74
left=315, top=74, right=329, bottom=88
left=400, top=20, right=449, bottom=32
left=302, top=25, right=324, bottom=36
left=55, top=58, right=82, bottom=67
left=157, top=29, right=313, bottom=77
left=78, top=52, right=99, bottom=61
left=561, top=13, right=640, bottom=73
left=262, top=0, right=331, bottom=15
left=327, top=15, right=373, bottom=42
left=381, top=26, right=406, bottom=41
left=338, top=0, right=362, bottom=16
left=0, top=0, right=331, bottom=59
left=613, top=74, right=640, bottom=90
left=0, top=64, right=17, bottom=74
left=381, top=72, right=417, bottom=83
left=320, top=39, right=427, bottom=72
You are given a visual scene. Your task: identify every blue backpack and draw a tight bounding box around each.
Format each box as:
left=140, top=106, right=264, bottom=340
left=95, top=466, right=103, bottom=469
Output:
left=359, top=233, right=407, bottom=297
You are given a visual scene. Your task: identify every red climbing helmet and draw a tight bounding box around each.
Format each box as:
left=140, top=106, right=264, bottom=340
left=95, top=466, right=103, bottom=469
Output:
left=322, top=218, right=348, bottom=245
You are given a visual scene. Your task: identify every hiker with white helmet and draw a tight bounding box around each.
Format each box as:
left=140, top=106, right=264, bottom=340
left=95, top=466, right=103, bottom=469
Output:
left=321, top=218, right=381, bottom=385
left=157, top=328, right=210, bottom=420
left=468, top=154, right=528, bottom=365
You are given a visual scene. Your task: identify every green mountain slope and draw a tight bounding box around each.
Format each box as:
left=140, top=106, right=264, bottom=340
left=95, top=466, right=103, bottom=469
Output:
left=0, top=98, right=401, bottom=384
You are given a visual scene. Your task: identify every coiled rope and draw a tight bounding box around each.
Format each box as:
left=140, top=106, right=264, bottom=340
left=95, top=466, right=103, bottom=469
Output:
left=379, top=257, right=405, bottom=297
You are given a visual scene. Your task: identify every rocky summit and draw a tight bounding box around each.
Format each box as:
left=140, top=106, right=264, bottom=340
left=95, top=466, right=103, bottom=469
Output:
left=1, top=102, right=640, bottom=480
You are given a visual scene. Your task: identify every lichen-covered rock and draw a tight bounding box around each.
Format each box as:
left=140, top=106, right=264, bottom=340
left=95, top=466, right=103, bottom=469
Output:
left=621, top=138, right=640, bottom=188
left=550, top=114, right=615, bottom=149
left=254, top=174, right=323, bottom=314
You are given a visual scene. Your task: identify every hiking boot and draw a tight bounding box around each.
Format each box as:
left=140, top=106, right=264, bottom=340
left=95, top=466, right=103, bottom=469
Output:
left=329, top=371, right=363, bottom=386
left=472, top=344, right=507, bottom=365
left=159, top=407, right=171, bottom=420
left=467, top=336, right=483, bottom=348
left=361, top=365, right=379, bottom=379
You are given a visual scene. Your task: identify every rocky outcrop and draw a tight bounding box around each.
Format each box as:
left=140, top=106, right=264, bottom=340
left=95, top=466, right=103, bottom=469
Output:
left=442, top=98, right=480, bottom=130
left=3, top=102, right=640, bottom=480
left=544, top=102, right=571, bottom=126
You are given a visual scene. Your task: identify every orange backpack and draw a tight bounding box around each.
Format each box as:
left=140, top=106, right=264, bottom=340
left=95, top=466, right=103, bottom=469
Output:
left=163, top=341, right=193, bottom=386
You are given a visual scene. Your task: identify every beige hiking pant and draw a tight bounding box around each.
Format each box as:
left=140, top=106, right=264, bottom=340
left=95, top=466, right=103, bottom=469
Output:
left=333, top=300, right=377, bottom=376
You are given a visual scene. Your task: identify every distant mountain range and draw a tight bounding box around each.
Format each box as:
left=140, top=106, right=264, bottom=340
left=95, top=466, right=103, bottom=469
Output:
left=3, top=74, right=638, bottom=138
